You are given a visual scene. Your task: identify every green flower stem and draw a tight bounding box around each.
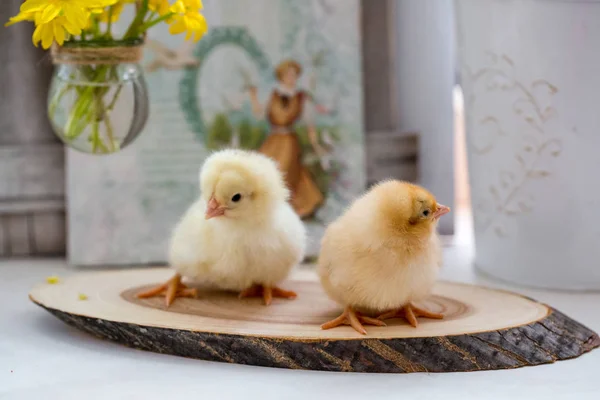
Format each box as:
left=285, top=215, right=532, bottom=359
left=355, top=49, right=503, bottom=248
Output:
left=64, top=86, right=96, bottom=139
left=106, top=84, right=123, bottom=111
left=91, top=15, right=101, bottom=37
left=124, top=0, right=149, bottom=39
left=91, top=114, right=109, bottom=154
left=89, top=82, right=111, bottom=154
left=104, top=106, right=116, bottom=152
left=53, top=64, right=125, bottom=153
left=91, top=111, right=100, bottom=153
left=144, top=11, right=157, bottom=23
left=137, top=13, right=174, bottom=32
left=106, top=6, right=114, bottom=38
left=93, top=67, right=114, bottom=153
left=93, top=86, right=116, bottom=153
left=48, top=84, right=72, bottom=117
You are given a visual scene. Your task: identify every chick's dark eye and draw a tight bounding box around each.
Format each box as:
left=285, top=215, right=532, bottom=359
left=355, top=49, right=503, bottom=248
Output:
left=422, top=209, right=430, bottom=217
left=231, top=193, right=242, bottom=202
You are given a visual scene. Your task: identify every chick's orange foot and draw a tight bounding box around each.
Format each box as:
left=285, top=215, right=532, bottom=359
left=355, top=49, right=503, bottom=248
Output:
left=321, top=306, right=386, bottom=335
left=135, top=274, right=198, bottom=308
left=238, top=284, right=297, bottom=306
left=377, top=303, right=444, bottom=328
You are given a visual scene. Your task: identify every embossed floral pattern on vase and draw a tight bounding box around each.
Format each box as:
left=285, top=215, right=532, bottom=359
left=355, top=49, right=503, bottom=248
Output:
left=464, top=52, right=571, bottom=238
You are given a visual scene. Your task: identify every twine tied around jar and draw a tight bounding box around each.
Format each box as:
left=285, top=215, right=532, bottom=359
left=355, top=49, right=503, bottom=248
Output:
left=51, top=1, right=147, bottom=65
left=50, top=43, right=144, bottom=65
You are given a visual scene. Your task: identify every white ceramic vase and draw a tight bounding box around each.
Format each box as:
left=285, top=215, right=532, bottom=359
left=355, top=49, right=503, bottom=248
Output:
left=455, top=0, right=600, bottom=290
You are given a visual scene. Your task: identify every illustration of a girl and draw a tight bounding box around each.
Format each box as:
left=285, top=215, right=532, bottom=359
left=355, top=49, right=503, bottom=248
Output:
left=248, top=59, right=329, bottom=218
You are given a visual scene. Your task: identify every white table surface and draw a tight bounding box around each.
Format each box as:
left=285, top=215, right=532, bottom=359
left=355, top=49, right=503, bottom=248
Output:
left=2, top=236, right=600, bottom=400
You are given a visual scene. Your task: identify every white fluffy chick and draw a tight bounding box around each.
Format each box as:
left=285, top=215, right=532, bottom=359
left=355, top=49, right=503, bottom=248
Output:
left=318, top=180, right=450, bottom=334
left=137, top=149, right=306, bottom=307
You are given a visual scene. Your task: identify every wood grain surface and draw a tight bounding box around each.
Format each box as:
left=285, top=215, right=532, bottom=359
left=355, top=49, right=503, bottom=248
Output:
left=30, top=268, right=599, bottom=373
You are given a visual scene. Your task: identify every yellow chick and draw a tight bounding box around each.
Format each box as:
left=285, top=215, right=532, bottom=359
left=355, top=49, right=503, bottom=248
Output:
left=318, top=180, right=450, bottom=334
left=137, top=149, right=306, bottom=307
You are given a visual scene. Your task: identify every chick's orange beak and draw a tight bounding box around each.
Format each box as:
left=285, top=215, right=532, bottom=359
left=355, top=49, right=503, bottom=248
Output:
left=205, top=196, right=226, bottom=220
left=433, top=204, right=451, bottom=219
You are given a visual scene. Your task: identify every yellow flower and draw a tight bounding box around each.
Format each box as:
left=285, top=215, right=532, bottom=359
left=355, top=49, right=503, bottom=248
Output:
left=33, top=15, right=81, bottom=48
left=169, top=0, right=207, bottom=42
left=5, top=11, right=36, bottom=27
left=7, top=0, right=119, bottom=49
left=175, top=0, right=204, bottom=11
left=21, top=0, right=118, bottom=26
left=185, top=0, right=204, bottom=10
left=149, top=0, right=171, bottom=16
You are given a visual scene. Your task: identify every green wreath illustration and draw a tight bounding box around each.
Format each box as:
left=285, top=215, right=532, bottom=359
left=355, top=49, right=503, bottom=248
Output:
left=179, top=27, right=272, bottom=146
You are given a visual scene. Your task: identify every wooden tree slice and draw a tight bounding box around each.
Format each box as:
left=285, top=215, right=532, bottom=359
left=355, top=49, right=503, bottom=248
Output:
left=29, top=268, right=599, bottom=373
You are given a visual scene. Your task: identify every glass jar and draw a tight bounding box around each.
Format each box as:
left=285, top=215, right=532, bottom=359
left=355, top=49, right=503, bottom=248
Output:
left=48, top=61, right=149, bottom=154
